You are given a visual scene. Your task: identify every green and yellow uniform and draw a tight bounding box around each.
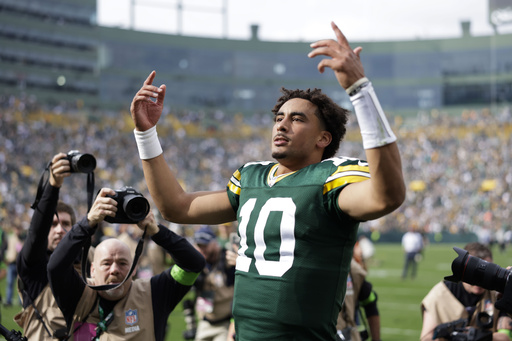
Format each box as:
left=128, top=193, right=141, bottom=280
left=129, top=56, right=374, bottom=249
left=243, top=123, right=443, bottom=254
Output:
left=227, top=157, right=370, bottom=341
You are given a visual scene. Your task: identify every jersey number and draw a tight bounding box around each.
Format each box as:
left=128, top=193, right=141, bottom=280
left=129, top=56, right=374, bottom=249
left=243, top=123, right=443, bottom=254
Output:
left=235, top=198, right=296, bottom=277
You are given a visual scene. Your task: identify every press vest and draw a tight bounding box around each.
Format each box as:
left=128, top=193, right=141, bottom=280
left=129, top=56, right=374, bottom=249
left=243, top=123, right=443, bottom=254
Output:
left=71, top=280, right=155, bottom=340
left=421, top=281, right=498, bottom=330
left=336, top=259, right=367, bottom=341
left=14, top=282, right=69, bottom=340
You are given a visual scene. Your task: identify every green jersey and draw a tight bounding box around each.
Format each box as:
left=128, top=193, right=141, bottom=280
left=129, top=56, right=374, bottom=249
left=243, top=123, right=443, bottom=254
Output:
left=226, top=157, right=370, bottom=341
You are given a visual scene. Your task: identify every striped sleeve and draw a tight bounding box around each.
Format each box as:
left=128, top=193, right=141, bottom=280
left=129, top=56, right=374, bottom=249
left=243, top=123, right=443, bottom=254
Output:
left=323, top=162, right=370, bottom=195
left=228, top=169, right=242, bottom=196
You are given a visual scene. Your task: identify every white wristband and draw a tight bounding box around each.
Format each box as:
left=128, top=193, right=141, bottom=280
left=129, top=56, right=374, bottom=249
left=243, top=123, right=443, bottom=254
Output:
left=350, top=82, right=397, bottom=149
left=133, top=126, right=163, bottom=160
left=345, top=77, right=369, bottom=96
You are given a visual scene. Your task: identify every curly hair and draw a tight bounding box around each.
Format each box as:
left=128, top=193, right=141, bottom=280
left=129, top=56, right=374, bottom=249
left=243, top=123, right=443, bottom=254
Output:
left=271, top=87, right=349, bottom=160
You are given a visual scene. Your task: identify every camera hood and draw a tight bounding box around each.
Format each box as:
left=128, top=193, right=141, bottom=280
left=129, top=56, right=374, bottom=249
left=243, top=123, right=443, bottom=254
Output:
left=445, top=246, right=510, bottom=293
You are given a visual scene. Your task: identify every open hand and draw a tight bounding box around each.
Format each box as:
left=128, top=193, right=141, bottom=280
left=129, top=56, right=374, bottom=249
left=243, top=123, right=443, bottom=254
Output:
left=308, top=22, right=366, bottom=89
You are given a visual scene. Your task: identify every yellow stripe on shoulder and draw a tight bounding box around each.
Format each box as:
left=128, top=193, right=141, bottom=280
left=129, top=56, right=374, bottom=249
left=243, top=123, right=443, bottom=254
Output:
left=228, top=182, right=241, bottom=195
left=232, top=169, right=241, bottom=181
left=323, top=164, right=371, bottom=195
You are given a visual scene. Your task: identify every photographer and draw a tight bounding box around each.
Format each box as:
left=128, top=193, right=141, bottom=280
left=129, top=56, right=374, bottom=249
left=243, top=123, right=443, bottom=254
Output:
left=47, top=188, right=205, bottom=340
left=336, top=257, right=381, bottom=341
left=420, top=242, right=512, bottom=341
left=15, top=152, right=78, bottom=340
left=191, top=226, right=235, bottom=341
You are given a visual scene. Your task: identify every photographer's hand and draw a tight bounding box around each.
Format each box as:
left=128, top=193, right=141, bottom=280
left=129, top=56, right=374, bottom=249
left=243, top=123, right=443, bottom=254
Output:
left=87, top=188, right=117, bottom=227
left=137, top=210, right=160, bottom=236
left=49, top=153, right=71, bottom=188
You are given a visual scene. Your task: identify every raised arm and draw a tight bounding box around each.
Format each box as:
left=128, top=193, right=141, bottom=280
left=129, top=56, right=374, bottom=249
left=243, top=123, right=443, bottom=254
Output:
left=309, top=22, right=405, bottom=221
left=130, top=71, right=235, bottom=224
left=19, top=153, right=70, bottom=266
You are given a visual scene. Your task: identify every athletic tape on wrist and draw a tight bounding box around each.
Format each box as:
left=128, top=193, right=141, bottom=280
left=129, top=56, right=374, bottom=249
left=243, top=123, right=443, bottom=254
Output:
left=350, top=82, right=397, bottom=149
left=133, top=126, right=163, bottom=160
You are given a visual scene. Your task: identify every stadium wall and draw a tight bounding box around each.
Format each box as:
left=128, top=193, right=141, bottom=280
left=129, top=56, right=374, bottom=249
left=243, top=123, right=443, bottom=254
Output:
left=0, top=0, right=511, bottom=117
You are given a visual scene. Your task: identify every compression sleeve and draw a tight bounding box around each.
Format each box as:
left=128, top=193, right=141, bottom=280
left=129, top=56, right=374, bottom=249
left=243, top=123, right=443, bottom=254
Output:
left=47, top=217, right=95, bottom=328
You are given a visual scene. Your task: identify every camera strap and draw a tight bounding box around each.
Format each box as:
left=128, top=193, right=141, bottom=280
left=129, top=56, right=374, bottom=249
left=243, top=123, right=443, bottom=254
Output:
left=31, top=161, right=52, bottom=209
left=79, top=227, right=147, bottom=291
left=86, top=172, right=94, bottom=212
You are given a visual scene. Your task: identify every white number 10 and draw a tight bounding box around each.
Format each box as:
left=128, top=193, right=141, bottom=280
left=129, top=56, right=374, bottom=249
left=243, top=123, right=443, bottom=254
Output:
left=236, top=197, right=296, bottom=277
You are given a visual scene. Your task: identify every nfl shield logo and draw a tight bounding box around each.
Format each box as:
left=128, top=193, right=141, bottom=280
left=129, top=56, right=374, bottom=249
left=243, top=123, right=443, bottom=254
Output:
left=125, top=309, right=138, bottom=325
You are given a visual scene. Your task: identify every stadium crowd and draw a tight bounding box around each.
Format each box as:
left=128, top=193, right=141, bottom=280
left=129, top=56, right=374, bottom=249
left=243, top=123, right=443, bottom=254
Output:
left=1, top=94, right=512, bottom=244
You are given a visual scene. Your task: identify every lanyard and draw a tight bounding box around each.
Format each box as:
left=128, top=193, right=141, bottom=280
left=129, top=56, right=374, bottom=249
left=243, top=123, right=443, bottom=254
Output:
left=92, top=304, right=114, bottom=341
left=80, top=227, right=147, bottom=291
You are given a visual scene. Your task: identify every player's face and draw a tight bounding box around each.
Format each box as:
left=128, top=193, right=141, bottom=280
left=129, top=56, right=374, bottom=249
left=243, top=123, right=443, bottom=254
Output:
left=272, top=98, right=327, bottom=166
left=48, top=211, right=72, bottom=252
left=91, top=239, right=134, bottom=300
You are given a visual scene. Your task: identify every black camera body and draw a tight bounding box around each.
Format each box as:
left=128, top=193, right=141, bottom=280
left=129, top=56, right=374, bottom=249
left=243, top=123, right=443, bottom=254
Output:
left=104, top=186, right=150, bottom=224
left=433, top=317, right=492, bottom=341
left=64, top=150, right=96, bottom=173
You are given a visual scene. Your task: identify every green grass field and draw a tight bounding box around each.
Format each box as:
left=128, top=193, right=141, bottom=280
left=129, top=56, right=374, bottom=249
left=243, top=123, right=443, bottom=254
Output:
left=1, top=243, right=510, bottom=340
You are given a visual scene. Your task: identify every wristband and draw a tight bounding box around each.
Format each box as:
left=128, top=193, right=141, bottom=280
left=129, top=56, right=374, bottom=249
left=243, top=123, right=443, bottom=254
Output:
left=350, top=81, right=397, bottom=150
left=133, top=126, right=163, bottom=160
left=346, top=77, right=369, bottom=96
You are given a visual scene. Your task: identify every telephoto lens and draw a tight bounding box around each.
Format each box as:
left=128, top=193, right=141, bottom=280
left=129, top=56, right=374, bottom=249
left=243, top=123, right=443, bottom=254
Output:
left=444, top=246, right=511, bottom=293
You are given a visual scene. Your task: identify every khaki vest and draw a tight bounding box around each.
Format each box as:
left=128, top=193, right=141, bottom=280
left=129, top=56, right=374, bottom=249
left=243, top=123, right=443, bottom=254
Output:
left=14, top=244, right=94, bottom=340
left=336, top=259, right=367, bottom=341
left=14, top=282, right=70, bottom=341
left=72, top=279, right=155, bottom=340
left=421, top=281, right=499, bottom=332
left=198, top=266, right=234, bottom=322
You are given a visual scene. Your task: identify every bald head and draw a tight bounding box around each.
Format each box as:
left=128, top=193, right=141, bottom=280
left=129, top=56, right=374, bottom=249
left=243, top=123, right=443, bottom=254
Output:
left=93, top=238, right=132, bottom=264
left=91, top=238, right=135, bottom=301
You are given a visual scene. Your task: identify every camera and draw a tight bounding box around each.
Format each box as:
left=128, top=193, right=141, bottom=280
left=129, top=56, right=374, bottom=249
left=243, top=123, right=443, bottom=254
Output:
left=0, top=322, right=27, bottom=341
left=444, top=246, right=511, bottom=293
left=433, top=315, right=492, bottom=341
left=104, top=186, right=150, bottom=224
left=64, top=150, right=96, bottom=173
